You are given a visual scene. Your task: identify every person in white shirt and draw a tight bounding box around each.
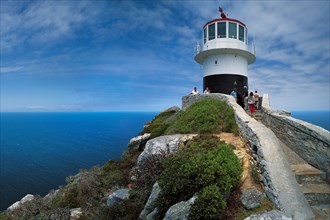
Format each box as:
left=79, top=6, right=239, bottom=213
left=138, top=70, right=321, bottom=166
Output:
left=254, top=90, right=260, bottom=110
left=191, top=87, right=199, bottom=95
left=203, top=87, right=210, bottom=94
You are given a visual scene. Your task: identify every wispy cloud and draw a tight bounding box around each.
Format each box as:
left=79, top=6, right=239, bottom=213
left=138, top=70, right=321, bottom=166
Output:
left=1, top=1, right=101, bottom=51
left=0, top=66, right=23, bottom=74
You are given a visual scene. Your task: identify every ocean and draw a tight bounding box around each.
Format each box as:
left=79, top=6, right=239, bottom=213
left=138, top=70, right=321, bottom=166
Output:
left=291, top=111, right=330, bottom=131
left=0, top=112, right=157, bottom=211
left=0, top=111, right=329, bottom=211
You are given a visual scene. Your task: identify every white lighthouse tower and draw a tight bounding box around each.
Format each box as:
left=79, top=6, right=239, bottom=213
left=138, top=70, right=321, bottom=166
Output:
left=194, top=7, right=256, bottom=95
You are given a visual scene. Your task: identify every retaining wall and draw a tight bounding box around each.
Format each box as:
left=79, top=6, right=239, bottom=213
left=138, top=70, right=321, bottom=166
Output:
left=261, top=94, right=330, bottom=179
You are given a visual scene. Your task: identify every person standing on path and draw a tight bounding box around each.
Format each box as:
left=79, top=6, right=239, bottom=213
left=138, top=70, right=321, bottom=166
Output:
left=254, top=90, right=260, bottom=110
left=248, top=92, right=255, bottom=114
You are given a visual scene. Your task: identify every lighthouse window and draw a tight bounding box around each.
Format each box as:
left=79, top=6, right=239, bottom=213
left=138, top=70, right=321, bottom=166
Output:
left=229, top=22, right=237, bottom=39
left=239, top=25, right=244, bottom=42
left=217, top=22, right=226, bottom=38
left=203, top=28, right=207, bottom=43
left=208, top=23, right=215, bottom=40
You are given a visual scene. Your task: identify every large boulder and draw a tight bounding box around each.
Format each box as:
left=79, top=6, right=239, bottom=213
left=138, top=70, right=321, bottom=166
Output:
left=128, top=133, right=151, bottom=151
left=107, top=188, right=130, bottom=207
left=163, top=195, right=197, bottom=220
left=7, top=194, right=35, bottom=211
left=137, top=134, right=196, bottom=166
left=139, top=182, right=161, bottom=219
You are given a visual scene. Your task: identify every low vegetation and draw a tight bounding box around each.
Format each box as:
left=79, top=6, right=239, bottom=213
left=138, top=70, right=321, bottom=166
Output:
left=1, top=98, right=272, bottom=219
left=166, top=98, right=238, bottom=135
left=156, top=135, right=242, bottom=219
left=141, top=98, right=239, bottom=137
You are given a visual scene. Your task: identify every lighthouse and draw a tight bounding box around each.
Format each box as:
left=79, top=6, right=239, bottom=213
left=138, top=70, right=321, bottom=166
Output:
left=194, top=7, right=256, bottom=95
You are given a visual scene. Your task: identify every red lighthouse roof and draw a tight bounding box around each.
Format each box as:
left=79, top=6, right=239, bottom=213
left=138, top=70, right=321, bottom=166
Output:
left=203, top=7, right=246, bottom=28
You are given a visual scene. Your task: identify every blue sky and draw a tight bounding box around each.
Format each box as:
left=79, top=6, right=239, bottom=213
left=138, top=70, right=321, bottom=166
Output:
left=1, top=0, right=329, bottom=112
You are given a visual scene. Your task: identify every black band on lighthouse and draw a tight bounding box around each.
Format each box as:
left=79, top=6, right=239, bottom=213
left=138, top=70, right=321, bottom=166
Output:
left=203, top=74, right=248, bottom=95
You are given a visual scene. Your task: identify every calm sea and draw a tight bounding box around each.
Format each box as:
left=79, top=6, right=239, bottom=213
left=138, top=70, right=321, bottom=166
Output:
left=0, top=111, right=329, bottom=211
left=0, top=112, right=156, bottom=211
left=291, top=111, right=330, bottom=131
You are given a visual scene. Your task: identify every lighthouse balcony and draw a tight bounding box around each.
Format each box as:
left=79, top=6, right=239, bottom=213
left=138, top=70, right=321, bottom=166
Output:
left=195, top=39, right=255, bottom=57
left=194, top=40, right=256, bottom=65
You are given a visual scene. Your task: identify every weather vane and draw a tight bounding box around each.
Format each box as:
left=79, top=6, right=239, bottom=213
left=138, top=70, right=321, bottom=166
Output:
left=219, top=7, right=227, bottom=18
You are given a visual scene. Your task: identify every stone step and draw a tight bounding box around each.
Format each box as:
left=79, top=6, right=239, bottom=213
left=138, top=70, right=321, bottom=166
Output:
left=300, top=182, right=330, bottom=206
left=291, top=164, right=327, bottom=184
left=310, top=205, right=330, bottom=220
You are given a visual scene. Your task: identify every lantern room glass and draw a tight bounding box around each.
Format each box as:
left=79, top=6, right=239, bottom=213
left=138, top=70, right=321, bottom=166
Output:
left=217, top=22, right=226, bottom=38
left=229, top=22, right=237, bottom=39
left=239, top=25, right=244, bottom=42
left=208, top=23, right=215, bottom=40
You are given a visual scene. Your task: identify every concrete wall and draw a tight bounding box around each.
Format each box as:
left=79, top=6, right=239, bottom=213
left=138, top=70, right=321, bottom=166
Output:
left=261, top=94, right=330, bottom=179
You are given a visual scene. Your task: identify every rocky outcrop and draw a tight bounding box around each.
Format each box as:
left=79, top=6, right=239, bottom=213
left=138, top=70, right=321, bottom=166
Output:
left=163, top=195, right=197, bottom=220
left=123, top=133, right=151, bottom=157
left=139, top=182, right=161, bottom=219
left=7, top=194, right=35, bottom=211
left=107, top=188, right=130, bottom=207
left=137, top=134, right=196, bottom=167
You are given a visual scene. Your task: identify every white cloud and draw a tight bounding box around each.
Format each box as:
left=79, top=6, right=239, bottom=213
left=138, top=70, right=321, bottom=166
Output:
left=0, top=1, right=101, bottom=51
left=0, top=66, right=23, bottom=74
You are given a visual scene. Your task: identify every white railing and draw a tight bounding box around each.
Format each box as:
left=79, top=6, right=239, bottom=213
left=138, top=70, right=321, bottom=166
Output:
left=194, top=40, right=256, bottom=56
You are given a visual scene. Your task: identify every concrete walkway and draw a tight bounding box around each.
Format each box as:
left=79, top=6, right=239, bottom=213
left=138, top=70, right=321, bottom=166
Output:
left=231, top=101, right=314, bottom=220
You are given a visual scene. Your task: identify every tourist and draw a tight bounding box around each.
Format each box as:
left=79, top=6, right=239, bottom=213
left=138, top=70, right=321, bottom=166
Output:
left=203, top=87, right=211, bottom=94
left=248, top=92, right=255, bottom=113
left=243, top=91, right=249, bottom=111
left=191, top=87, right=199, bottom=95
left=254, top=90, right=260, bottom=110
left=230, top=88, right=238, bottom=101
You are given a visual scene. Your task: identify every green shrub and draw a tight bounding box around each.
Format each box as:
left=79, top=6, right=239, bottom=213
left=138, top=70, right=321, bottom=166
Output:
left=189, top=185, right=226, bottom=220
left=157, top=136, right=242, bottom=218
left=141, top=110, right=177, bottom=138
left=165, top=98, right=238, bottom=134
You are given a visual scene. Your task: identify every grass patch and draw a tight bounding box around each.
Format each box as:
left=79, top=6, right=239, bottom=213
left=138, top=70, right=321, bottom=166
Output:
left=165, top=98, right=238, bottom=135
left=140, top=110, right=178, bottom=138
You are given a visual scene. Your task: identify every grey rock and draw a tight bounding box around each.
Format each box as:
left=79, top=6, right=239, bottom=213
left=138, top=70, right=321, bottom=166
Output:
left=241, top=188, right=264, bottom=209
left=107, top=188, right=130, bottom=207
left=129, top=133, right=151, bottom=146
left=244, top=210, right=292, bottom=220
left=163, top=196, right=197, bottom=220
left=146, top=208, right=158, bottom=220
left=139, top=182, right=161, bottom=219
left=128, top=133, right=151, bottom=152
left=70, top=208, right=82, bottom=219
left=162, top=106, right=180, bottom=113
left=7, top=194, right=35, bottom=211
left=137, top=134, right=195, bottom=166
